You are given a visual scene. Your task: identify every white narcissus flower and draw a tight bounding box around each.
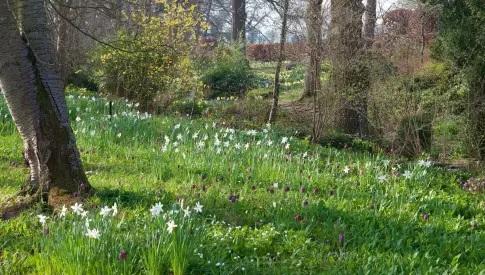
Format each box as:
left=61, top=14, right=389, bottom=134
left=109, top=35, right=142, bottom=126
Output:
left=100, top=206, right=111, bottom=217
left=150, top=202, right=163, bottom=217
left=86, top=228, right=101, bottom=239
left=85, top=217, right=91, bottom=228
left=38, top=214, right=48, bottom=225
left=281, top=137, right=288, bottom=144
left=80, top=211, right=89, bottom=218
left=167, top=220, right=177, bottom=233
left=59, top=205, right=68, bottom=217
left=344, top=166, right=351, bottom=174
left=111, top=203, right=118, bottom=216
left=71, top=203, right=84, bottom=215
left=378, top=175, right=387, bottom=183
left=183, top=206, right=191, bottom=218
left=194, top=202, right=203, bottom=213
left=403, top=170, right=412, bottom=179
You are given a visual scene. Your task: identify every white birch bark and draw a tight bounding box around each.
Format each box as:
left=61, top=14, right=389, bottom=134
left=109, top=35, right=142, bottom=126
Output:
left=0, top=0, right=89, bottom=203
left=0, top=0, right=42, bottom=184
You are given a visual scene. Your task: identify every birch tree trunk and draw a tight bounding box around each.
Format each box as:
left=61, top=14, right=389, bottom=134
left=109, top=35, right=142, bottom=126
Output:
left=0, top=0, right=90, bottom=210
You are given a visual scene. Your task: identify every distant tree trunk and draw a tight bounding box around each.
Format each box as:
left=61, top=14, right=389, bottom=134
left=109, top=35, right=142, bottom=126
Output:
left=0, top=0, right=91, bottom=209
left=329, top=0, right=368, bottom=136
left=363, top=0, right=376, bottom=49
left=232, top=0, right=246, bottom=51
left=204, top=0, right=213, bottom=37
left=302, top=0, right=323, bottom=99
left=268, top=0, right=290, bottom=124
left=56, top=0, right=73, bottom=85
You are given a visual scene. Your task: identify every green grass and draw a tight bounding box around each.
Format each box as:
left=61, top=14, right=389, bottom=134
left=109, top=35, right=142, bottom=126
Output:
left=251, top=61, right=305, bottom=103
left=1, top=91, right=485, bottom=274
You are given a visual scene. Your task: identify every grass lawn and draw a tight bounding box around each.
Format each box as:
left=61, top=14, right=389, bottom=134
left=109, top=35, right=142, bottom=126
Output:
left=1, top=91, right=485, bottom=274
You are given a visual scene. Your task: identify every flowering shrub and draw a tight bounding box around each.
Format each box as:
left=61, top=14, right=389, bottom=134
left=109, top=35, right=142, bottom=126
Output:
left=90, top=0, right=206, bottom=111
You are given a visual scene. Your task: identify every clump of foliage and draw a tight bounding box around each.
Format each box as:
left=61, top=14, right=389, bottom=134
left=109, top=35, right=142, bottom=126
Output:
left=199, top=44, right=255, bottom=99
left=90, top=0, right=206, bottom=111
left=169, top=99, right=207, bottom=116
left=368, top=61, right=466, bottom=158
left=431, top=0, right=485, bottom=160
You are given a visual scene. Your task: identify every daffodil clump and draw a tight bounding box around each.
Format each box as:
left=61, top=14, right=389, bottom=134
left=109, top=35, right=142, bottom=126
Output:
left=34, top=200, right=206, bottom=275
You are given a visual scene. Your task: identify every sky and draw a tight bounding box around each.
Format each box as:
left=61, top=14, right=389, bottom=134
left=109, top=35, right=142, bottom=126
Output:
left=255, top=0, right=407, bottom=43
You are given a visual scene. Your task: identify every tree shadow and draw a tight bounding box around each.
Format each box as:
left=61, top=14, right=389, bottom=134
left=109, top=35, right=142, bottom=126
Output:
left=92, top=186, right=175, bottom=210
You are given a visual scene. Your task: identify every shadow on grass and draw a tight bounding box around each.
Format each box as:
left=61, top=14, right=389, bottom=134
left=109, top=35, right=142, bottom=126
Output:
left=92, top=186, right=175, bottom=211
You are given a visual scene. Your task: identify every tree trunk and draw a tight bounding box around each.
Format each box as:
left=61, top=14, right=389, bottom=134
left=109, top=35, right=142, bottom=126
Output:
left=329, top=0, right=367, bottom=136
left=0, top=0, right=90, bottom=208
left=268, top=0, right=290, bottom=124
left=363, top=0, right=376, bottom=49
left=56, top=0, right=73, bottom=85
left=302, top=0, right=323, bottom=99
left=232, top=0, right=246, bottom=50
left=203, top=0, right=213, bottom=37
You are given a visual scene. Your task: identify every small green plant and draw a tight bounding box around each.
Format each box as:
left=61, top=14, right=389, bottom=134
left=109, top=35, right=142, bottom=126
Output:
left=199, top=44, right=255, bottom=99
left=169, top=99, right=207, bottom=116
